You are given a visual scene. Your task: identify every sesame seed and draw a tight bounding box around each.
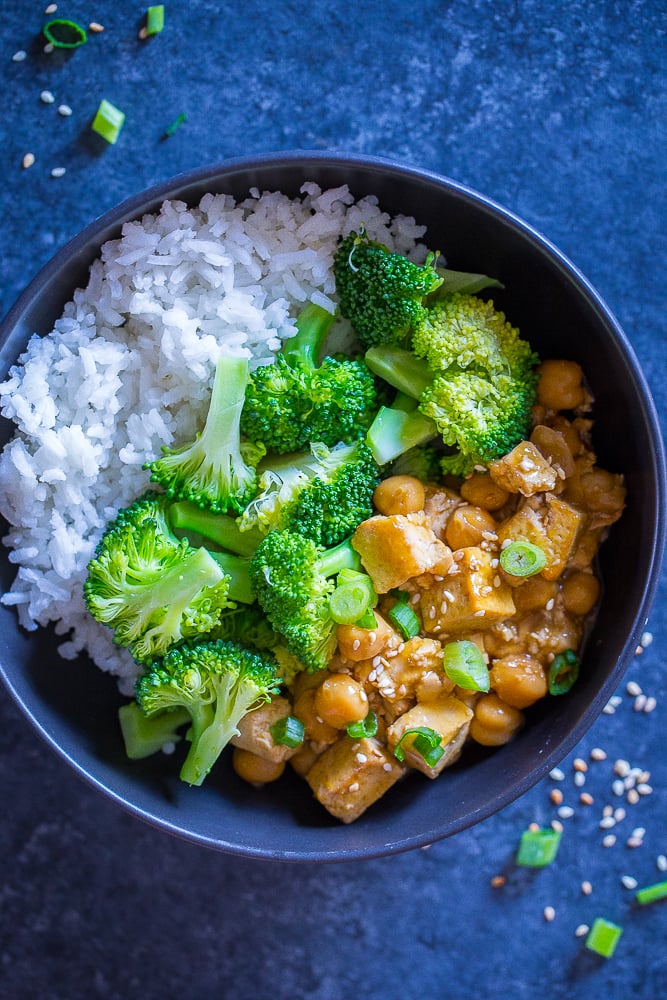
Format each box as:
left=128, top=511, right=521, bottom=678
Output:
left=621, top=875, right=638, bottom=890
left=352, top=639, right=360, bottom=652
left=382, top=762, right=393, bottom=772
left=626, top=680, right=642, bottom=696
left=612, top=779, right=626, bottom=797
left=614, top=807, right=626, bottom=822
left=138, top=25, right=148, bottom=39
left=633, top=694, right=648, bottom=712
left=640, top=630, right=653, bottom=648
left=614, top=759, right=631, bottom=777
left=348, top=782, right=359, bottom=793
left=602, top=834, right=617, bottom=848
left=602, top=703, right=616, bottom=715
left=580, top=792, right=594, bottom=806
left=355, top=752, right=367, bottom=763
left=550, top=788, right=563, bottom=806
left=656, top=855, right=667, bottom=872
left=590, top=747, right=607, bottom=761
left=581, top=880, right=593, bottom=895
left=575, top=924, right=590, bottom=938
left=602, top=805, right=614, bottom=817
left=543, top=906, right=556, bottom=922
left=490, top=875, right=506, bottom=888
left=574, top=771, right=586, bottom=787
left=600, top=816, right=616, bottom=830
left=89, top=21, right=105, bottom=32
left=573, top=758, right=588, bottom=772
left=50, top=167, right=66, bottom=178
left=643, top=696, right=657, bottom=713
left=610, top=695, right=623, bottom=707
left=12, top=50, right=27, bottom=62
left=57, top=104, right=73, bottom=117
left=40, top=90, right=55, bottom=104
left=627, top=788, right=640, bottom=805
left=626, top=836, right=643, bottom=849
left=529, top=821, right=540, bottom=832
left=21, top=153, right=35, bottom=169
left=44, top=3, right=58, bottom=13
left=631, top=827, right=646, bottom=839
left=43, top=43, right=54, bottom=53
left=545, top=597, right=555, bottom=610
left=549, top=767, right=565, bottom=781
left=551, top=819, right=564, bottom=833
left=558, top=805, right=574, bottom=820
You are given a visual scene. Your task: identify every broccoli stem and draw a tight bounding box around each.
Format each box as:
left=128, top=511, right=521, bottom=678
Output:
left=315, top=536, right=363, bottom=578
left=282, top=302, right=336, bottom=369
left=179, top=673, right=247, bottom=786
left=366, top=406, right=438, bottom=465
left=209, top=551, right=255, bottom=604
left=364, top=345, right=433, bottom=400
left=169, top=500, right=262, bottom=556
left=118, top=701, right=190, bottom=759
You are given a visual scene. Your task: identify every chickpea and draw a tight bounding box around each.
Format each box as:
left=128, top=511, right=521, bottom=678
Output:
left=289, top=744, right=320, bottom=777
left=536, top=359, right=585, bottom=410
left=336, top=612, right=396, bottom=661
left=550, top=415, right=584, bottom=458
left=562, top=571, right=600, bottom=616
left=488, top=654, right=548, bottom=709
left=444, top=505, right=497, bottom=549
left=314, top=673, right=369, bottom=729
left=460, top=473, right=509, bottom=512
left=292, top=689, right=339, bottom=743
left=470, top=693, right=524, bottom=746
left=530, top=424, right=575, bottom=478
left=579, top=468, right=626, bottom=516
left=373, top=475, right=425, bottom=515
left=232, top=748, right=285, bottom=786
left=512, top=577, right=558, bottom=614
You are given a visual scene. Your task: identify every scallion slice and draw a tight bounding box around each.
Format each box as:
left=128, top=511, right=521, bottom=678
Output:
left=270, top=715, right=304, bottom=748
left=164, top=112, right=186, bottom=137
left=394, top=727, right=444, bottom=768
left=515, top=826, right=562, bottom=867
left=43, top=18, right=87, bottom=49
left=91, top=99, right=125, bottom=144
left=354, top=609, right=378, bottom=629
left=635, top=879, right=667, bottom=906
left=442, top=639, right=490, bottom=692
left=548, top=649, right=580, bottom=695
left=346, top=710, right=378, bottom=739
left=585, top=918, right=623, bottom=958
left=387, top=597, right=421, bottom=639
left=330, top=575, right=376, bottom=625
left=145, top=5, right=165, bottom=36
left=499, top=540, right=547, bottom=577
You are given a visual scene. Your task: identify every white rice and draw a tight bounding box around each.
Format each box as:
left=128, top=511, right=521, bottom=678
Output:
left=0, top=182, right=426, bottom=693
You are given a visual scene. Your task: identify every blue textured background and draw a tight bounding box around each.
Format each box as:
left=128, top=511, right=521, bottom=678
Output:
left=1, top=3, right=665, bottom=997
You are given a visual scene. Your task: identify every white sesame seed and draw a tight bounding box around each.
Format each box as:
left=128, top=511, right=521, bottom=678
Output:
left=50, top=167, right=66, bottom=178
left=549, top=767, right=565, bottom=781
left=602, top=703, right=616, bottom=715
left=590, top=747, right=607, bottom=761
left=626, top=836, right=643, bottom=849
left=643, top=696, right=657, bottom=713
left=43, top=43, right=54, bottom=53
left=621, top=875, right=638, bottom=890
left=40, top=90, right=55, bottom=104
left=355, top=752, right=367, bottom=763
left=614, top=759, right=631, bottom=777
left=550, top=788, right=563, bottom=805
left=581, top=880, right=593, bottom=895
left=89, top=21, right=105, bottom=32
left=551, top=819, right=564, bottom=833
left=613, top=807, right=626, bottom=822
left=580, top=792, right=594, bottom=806
left=44, top=3, right=58, bottom=13
left=633, top=694, right=648, bottom=712
left=656, top=854, right=667, bottom=872
left=573, top=758, right=588, bottom=772
left=21, top=153, right=35, bottom=169
left=12, top=50, right=27, bottom=62
left=636, top=783, right=653, bottom=796
left=574, top=771, right=586, bottom=787
left=610, top=695, right=623, bottom=707
left=545, top=597, right=555, bottom=610
left=352, top=639, right=360, bottom=652
left=626, top=680, right=642, bottom=697
left=382, top=762, right=393, bottom=772
left=575, top=924, right=590, bottom=938
left=627, top=788, right=640, bottom=805
left=640, top=631, right=653, bottom=648
left=602, top=804, right=614, bottom=817
left=612, top=779, right=625, bottom=797
left=602, top=834, right=617, bottom=848
left=543, top=906, right=556, bottom=922
left=57, top=104, right=73, bottom=117
left=631, top=827, right=647, bottom=840
left=600, top=816, right=616, bottom=829
left=557, top=805, right=574, bottom=819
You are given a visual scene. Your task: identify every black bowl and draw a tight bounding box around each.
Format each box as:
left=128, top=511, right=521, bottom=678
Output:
left=1, top=152, right=665, bottom=861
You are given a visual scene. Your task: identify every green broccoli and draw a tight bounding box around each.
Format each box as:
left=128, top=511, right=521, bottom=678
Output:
left=333, top=230, right=444, bottom=349
left=83, top=492, right=249, bottom=663
left=250, top=529, right=361, bottom=673
left=118, top=700, right=191, bottom=759
left=390, top=443, right=443, bottom=483
left=238, top=440, right=379, bottom=547
left=365, top=403, right=439, bottom=466
left=147, top=355, right=265, bottom=514
left=168, top=500, right=263, bottom=556
left=363, top=293, right=539, bottom=475
left=240, top=302, right=378, bottom=453
left=135, top=638, right=281, bottom=786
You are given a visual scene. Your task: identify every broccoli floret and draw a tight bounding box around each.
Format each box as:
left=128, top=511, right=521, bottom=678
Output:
left=241, top=302, right=378, bottom=453
left=333, top=230, right=444, bottom=349
left=365, top=291, right=539, bottom=475
left=238, top=440, right=379, bottom=547
left=135, top=639, right=281, bottom=786
left=168, top=500, right=262, bottom=556
left=209, top=601, right=282, bottom=652
left=118, top=700, right=191, bottom=759
left=390, top=443, right=443, bottom=483
left=83, top=492, right=249, bottom=663
left=147, top=355, right=265, bottom=514
left=250, top=530, right=361, bottom=673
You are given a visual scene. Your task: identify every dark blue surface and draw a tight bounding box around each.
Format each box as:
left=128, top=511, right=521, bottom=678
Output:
left=0, top=3, right=665, bottom=997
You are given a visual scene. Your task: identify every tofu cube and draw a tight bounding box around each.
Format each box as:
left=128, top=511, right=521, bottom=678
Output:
left=386, top=696, right=473, bottom=778
left=375, top=635, right=454, bottom=703
left=489, top=441, right=558, bottom=496
left=231, top=695, right=300, bottom=764
left=352, top=514, right=452, bottom=593
left=420, top=546, right=515, bottom=633
left=497, top=494, right=584, bottom=580
left=305, top=736, right=405, bottom=823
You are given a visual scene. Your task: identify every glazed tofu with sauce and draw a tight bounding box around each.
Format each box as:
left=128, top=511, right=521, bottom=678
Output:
left=386, top=696, right=474, bottom=778
left=305, top=736, right=406, bottom=824
left=420, top=546, right=516, bottom=634
left=352, top=513, right=453, bottom=593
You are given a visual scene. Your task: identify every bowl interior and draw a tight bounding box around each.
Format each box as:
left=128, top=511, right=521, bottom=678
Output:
left=0, top=153, right=664, bottom=860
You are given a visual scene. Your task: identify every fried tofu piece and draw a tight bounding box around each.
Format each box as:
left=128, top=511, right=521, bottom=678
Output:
left=230, top=695, right=299, bottom=764
left=374, top=635, right=454, bottom=703
left=489, top=441, right=558, bottom=496
left=352, top=514, right=453, bottom=593
left=496, top=493, right=584, bottom=580
left=386, top=696, right=473, bottom=778
left=420, top=546, right=516, bottom=634
left=306, top=736, right=406, bottom=823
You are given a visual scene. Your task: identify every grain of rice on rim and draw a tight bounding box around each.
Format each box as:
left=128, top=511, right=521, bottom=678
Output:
left=0, top=184, right=428, bottom=694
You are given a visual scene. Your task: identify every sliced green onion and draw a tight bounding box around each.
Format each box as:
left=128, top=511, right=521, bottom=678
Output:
left=346, top=710, right=378, bottom=739
left=500, top=540, right=548, bottom=577
left=635, top=879, right=667, bottom=906
left=270, top=715, right=304, bottom=748
left=43, top=18, right=88, bottom=49
left=548, top=649, right=580, bottom=695
left=394, top=727, right=444, bottom=768
left=330, top=577, right=376, bottom=625
left=145, top=5, right=165, bottom=35
left=585, top=918, right=623, bottom=958
left=387, top=597, right=421, bottom=639
left=515, top=826, right=562, bottom=867
left=442, top=640, right=490, bottom=692
left=354, top=609, right=378, bottom=629
left=164, top=112, right=187, bottom=137
left=91, top=99, right=126, bottom=144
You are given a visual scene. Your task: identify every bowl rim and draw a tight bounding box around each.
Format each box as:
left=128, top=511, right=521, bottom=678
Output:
left=1, top=150, right=665, bottom=861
